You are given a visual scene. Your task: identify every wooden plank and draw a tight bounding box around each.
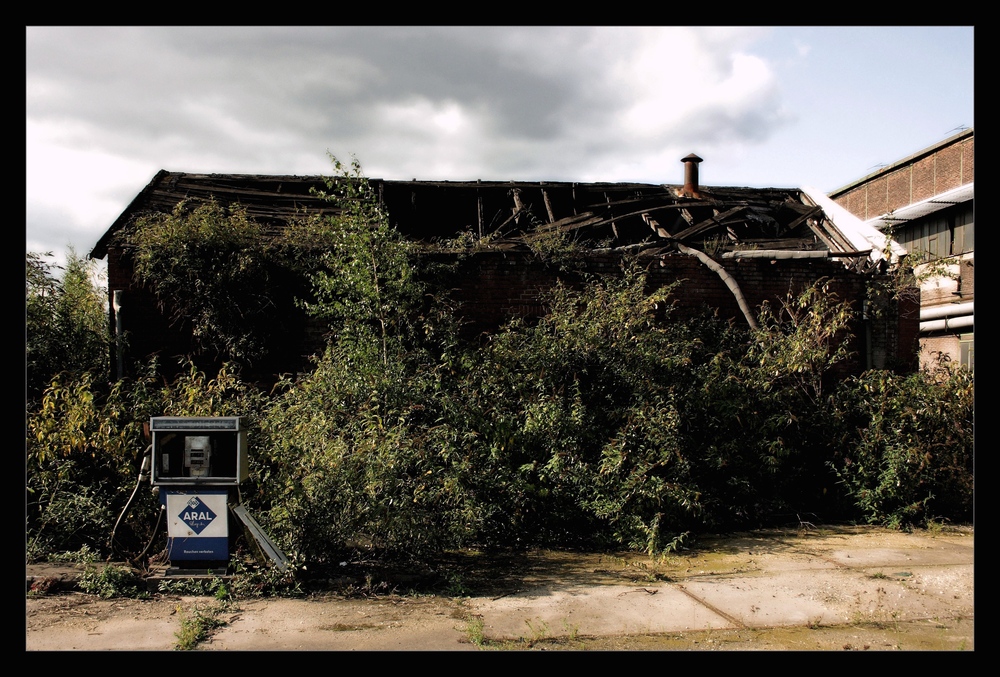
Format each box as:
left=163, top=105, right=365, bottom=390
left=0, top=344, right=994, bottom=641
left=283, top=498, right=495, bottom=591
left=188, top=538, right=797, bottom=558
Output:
left=642, top=213, right=671, bottom=239
left=542, top=188, right=556, bottom=223
left=671, top=206, right=747, bottom=242
left=781, top=205, right=823, bottom=233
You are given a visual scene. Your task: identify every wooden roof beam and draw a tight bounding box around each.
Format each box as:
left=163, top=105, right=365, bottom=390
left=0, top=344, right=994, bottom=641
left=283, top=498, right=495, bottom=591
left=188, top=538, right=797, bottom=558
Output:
left=671, top=206, right=747, bottom=242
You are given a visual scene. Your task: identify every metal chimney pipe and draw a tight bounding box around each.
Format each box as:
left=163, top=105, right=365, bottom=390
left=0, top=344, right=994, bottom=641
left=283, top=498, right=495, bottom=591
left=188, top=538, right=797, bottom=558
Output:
left=681, top=153, right=703, bottom=197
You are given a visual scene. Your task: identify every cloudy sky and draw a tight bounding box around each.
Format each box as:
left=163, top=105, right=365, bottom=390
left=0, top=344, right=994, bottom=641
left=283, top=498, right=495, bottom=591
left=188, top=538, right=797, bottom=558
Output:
left=26, top=26, right=973, bottom=269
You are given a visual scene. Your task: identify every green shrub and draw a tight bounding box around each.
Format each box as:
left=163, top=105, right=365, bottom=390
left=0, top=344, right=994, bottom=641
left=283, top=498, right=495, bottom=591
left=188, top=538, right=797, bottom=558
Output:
left=78, top=564, right=147, bottom=598
left=26, top=250, right=110, bottom=406
left=255, top=334, right=476, bottom=562
left=27, top=157, right=974, bottom=568
left=128, top=200, right=274, bottom=363
left=27, top=370, right=145, bottom=560
left=26, top=358, right=266, bottom=562
left=828, top=360, right=974, bottom=527
left=463, top=266, right=706, bottom=550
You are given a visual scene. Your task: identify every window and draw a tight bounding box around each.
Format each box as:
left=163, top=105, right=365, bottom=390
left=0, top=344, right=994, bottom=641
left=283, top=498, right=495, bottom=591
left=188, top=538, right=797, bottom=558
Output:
left=959, top=333, right=974, bottom=371
left=896, top=202, right=973, bottom=261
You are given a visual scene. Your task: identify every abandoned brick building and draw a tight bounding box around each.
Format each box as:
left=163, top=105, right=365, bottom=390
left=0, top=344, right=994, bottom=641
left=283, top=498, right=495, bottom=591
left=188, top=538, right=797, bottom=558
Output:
left=831, top=128, right=973, bottom=371
left=89, top=155, right=919, bottom=383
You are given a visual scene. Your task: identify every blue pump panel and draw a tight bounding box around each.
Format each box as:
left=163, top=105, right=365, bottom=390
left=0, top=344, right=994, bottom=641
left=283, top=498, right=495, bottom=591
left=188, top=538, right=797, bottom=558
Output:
left=163, top=489, right=229, bottom=561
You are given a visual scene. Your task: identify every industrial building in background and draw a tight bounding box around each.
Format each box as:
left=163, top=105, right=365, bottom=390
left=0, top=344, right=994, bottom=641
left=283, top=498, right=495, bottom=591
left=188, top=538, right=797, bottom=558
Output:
left=831, top=128, right=973, bottom=371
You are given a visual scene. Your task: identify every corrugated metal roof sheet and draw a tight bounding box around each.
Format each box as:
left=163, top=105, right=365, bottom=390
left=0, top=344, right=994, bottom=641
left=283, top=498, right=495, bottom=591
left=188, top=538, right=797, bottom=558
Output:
left=866, top=183, right=974, bottom=229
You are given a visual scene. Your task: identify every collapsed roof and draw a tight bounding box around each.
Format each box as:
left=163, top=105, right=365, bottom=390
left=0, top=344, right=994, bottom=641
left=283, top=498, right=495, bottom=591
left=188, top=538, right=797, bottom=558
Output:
left=90, top=156, right=900, bottom=273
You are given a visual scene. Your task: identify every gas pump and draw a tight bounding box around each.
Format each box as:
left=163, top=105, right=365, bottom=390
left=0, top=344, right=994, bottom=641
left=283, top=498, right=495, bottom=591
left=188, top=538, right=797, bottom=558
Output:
left=110, top=416, right=287, bottom=581
left=149, top=416, right=249, bottom=575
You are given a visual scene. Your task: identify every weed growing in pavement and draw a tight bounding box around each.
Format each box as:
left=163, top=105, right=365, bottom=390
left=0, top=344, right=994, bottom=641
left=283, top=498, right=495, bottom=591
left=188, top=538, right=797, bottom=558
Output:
left=465, top=615, right=486, bottom=646
left=524, top=618, right=549, bottom=644
left=851, top=586, right=901, bottom=632
left=463, top=616, right=553, bottom=651
left=562, top=619, right=581, bottom=641
left=460, top=615, right=530, bottom=651
left=175, top=604, right=228, bottom=650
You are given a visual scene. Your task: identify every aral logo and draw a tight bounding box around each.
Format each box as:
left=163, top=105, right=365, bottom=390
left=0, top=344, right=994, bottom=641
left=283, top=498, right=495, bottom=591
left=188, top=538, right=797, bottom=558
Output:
left=179, top=496, right=217, bottom=534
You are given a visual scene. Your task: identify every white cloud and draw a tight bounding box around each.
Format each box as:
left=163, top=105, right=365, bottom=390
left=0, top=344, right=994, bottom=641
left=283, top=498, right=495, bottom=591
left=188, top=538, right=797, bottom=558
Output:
left=376, top=98, right=477, bottom=139
left=610, top=29, right=785, bottom=145
left=362, top=98, right=494, bottom=178
left=26, top=26, right=971, bottom=262
left=26, top=119, right=156, bottom=238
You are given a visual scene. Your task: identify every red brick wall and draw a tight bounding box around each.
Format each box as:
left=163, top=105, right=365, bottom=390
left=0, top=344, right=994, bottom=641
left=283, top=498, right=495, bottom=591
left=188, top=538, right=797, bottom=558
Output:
left=441, top=251, right=916, bottom=376
left=106, top=246, right=918, bottom=383
left=832, top=133, right=973, bottom=220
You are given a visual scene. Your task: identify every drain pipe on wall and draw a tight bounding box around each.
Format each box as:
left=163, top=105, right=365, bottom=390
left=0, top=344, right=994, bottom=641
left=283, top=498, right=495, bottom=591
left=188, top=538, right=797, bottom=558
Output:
left=113, top=290, right=124, bottom=380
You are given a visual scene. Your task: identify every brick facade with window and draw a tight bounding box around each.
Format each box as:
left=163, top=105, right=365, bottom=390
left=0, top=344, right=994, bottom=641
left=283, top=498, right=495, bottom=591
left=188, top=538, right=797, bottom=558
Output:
left=832, top=130, right=973, bottom=221
left=830, top=129, right=974, bottom=371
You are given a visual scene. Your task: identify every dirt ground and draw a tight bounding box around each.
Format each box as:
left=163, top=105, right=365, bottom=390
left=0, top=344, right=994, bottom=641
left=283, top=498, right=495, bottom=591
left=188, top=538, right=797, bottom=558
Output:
left=26, top=525, right=974, bottom=651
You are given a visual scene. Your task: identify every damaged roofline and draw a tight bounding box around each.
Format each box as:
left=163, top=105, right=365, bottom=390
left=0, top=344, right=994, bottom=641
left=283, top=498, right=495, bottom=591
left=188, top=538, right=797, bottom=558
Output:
left=800, top=186, right=905, bottom=264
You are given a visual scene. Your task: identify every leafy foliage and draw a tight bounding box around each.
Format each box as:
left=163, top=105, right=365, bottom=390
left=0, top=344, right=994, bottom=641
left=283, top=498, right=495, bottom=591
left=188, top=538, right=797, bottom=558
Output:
left=128, top=201, right=279, bottom=363
left=304, top=155, right=422, bottom=365
left=78, top=564, right=147, bottom=598
left=827, top=359, right=974, bottom=528
left=123, top=157, right=431, bottom=377
left=748, top=279, right=855, bottom=404
left=26, top=250, right=110, bottom=405
left=256, top=343, right=448, bottom=561
left=462, top=266, right=702, bottom=549
left=27, top=157, right=973, bottom=567
left=27, top=369, right=145, bottom=560
left=26, top=356, right=264, bottom=561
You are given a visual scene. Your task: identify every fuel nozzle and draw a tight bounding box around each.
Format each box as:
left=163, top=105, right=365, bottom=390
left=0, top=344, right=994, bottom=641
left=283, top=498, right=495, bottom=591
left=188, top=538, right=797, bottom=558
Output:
left=139, top=444, right=152, bottom=482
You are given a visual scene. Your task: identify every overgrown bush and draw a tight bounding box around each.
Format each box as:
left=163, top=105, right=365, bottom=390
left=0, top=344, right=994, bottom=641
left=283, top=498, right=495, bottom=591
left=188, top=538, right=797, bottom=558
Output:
left=701, top=279, right=858, bottom=525
left=255, top=338, right=467, bottom=562
left=461, top=267, right=704, bottom=550
left=827, top=358, right=974, bottom=528
left=78, top=564, right=147, bottom=598
left=129, top=201, right=274, bottom=363
left=27, top=369, right=147, bottom=560
left=27, top=157, right=974, bottom=566
left=26, top=250, right=110, bottom=406
left=304, top=156, right=424, bottom=363
left=252, top=258, right=903, bottom=561
left=26, top=357, right=265, bottom=562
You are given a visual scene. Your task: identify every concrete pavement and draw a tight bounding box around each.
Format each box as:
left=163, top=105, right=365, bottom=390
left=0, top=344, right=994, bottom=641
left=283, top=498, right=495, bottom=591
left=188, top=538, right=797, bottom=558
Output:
left=26, top=525, right=973, bottom=650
